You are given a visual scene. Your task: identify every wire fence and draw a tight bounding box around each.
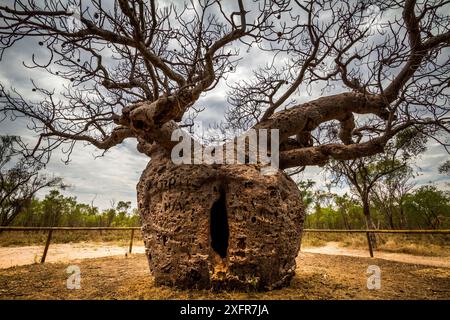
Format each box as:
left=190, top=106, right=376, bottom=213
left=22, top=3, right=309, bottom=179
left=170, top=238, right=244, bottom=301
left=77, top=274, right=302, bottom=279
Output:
left=0, top=226, right=449, bottom=262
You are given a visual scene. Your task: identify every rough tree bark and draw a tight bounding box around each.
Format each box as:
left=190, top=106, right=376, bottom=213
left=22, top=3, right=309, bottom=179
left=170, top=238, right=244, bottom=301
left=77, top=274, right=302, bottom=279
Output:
left=137, top=145, right=304, bottom=290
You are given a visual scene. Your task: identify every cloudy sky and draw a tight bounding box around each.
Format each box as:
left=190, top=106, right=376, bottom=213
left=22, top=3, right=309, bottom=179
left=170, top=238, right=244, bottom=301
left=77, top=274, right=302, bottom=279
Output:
left=0, top=0, right=449, bottom=210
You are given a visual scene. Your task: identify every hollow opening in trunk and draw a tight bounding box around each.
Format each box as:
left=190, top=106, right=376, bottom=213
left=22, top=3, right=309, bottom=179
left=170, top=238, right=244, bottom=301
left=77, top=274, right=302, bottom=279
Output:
left=210, top=188, right=229, bottom=258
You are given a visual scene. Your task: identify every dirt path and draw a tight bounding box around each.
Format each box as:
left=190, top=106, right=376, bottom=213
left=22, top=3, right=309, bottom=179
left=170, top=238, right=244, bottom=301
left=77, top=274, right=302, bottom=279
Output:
left=0, top=243, right=145, bottom=269
left=302, top=242, right=450, bottom=268
left=1, top=241, right=448, bottom=269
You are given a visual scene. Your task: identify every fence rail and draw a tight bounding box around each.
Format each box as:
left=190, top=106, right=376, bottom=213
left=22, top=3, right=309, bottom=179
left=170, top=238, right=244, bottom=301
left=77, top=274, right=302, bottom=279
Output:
left=0, top=226, right=449, bottom=262
left=303, top=229, right=450, bottom=234
left=0, top=227, right=140, bottom=231
left=0, top=226, right=140, bottom=263
left=302, top=228, right=450, bottom=258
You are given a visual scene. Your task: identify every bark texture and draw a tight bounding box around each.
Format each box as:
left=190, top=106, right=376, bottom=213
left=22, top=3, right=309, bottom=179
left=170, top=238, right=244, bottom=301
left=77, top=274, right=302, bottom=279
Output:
left=137, top=148, right=304, bottom=290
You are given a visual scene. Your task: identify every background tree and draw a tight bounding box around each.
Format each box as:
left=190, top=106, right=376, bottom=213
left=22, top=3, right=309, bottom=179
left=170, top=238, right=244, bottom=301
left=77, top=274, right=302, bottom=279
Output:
left=403, top=186, right=450, bottom=229
left=297, top=179, right=316, bottom=211
left=327, top=128, right=426, bottom=229
left=334, top=193, right=361, bottom=230
left=13, top=189, right=140, bottom=227
left=111, top=200, right=132, bottom=226
left=0, top=136, right=63, bottom=227
left=304, top=191, right=366, bottom=229
left=39, top=189, right=73, bottom=227
left=371, top=164, right=415, bottom=229
left=303, top=184, right=450, bottom=230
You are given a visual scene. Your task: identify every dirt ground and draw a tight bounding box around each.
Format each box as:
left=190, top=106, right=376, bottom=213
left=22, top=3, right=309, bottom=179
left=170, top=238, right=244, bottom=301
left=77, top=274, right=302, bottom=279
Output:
left=0, top=242, right=146, bottom=268
left=304, top=242, right=450, bottom=268
left=0, top=251, right=449, bottom=300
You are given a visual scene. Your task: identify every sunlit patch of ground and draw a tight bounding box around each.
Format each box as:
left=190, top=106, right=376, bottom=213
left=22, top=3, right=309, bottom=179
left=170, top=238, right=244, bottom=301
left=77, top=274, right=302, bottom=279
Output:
left=303, top=242, right=450, bottom=268
left=0, top=252, right=449, bottom=300
left=0, top=242, right=145, bottom=269
left=301, top=233, right=450, bottom=257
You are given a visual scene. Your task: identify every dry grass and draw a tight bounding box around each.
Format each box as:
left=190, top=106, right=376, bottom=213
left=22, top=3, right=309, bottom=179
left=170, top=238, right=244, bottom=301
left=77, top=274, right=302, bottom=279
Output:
left=0, top=253, right=449, bottom=300
left=0, top=230, right=143, bottom=247
left=302, top=232, right=450, bottom=257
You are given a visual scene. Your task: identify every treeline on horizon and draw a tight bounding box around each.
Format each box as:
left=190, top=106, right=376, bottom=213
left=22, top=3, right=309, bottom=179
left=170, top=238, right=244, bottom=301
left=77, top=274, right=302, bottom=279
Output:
left=8, top=182, right=450, bottom=230
left=301, top=181, right=450, bottom=230
left=10, top=190, right=140, bottom=228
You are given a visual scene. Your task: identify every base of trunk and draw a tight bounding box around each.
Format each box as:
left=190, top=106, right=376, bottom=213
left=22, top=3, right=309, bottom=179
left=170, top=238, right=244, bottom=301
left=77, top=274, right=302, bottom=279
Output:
left=137, top=149, right=305, bottom=291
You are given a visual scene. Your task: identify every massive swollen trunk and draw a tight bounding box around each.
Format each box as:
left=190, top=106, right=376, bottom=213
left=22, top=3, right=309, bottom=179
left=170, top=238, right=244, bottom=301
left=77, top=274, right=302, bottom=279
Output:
left=137, top=147, right=305, bottom=291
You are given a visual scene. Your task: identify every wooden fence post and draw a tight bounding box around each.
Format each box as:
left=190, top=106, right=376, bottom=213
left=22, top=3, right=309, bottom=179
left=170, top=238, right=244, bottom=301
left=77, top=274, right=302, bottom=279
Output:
left=41, top=229, right=53, bottom=263
left=129, top=229, right=135, bottom=254
left=366, top=231, right=374, bottom=258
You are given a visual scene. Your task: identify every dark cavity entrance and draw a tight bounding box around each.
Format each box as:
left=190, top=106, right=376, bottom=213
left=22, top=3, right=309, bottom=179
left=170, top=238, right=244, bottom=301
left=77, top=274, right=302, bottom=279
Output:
left=210, top=188, right=229, bottom=258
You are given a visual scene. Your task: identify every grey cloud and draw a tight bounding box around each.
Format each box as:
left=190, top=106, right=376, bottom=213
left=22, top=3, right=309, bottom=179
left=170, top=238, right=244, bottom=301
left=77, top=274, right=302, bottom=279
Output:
left=1, top=1, right=449, bottom=210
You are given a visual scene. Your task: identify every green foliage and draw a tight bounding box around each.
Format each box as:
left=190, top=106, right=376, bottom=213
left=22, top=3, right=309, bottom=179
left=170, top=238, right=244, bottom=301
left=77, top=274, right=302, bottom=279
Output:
left=325, top=129, right=428, bottom=230
left=303, top=185, right=450, bottom=230
left=297, top=179, right=315, bottom=210
left=403, top=186, right=450, bottom=229
left=304, top=193, right=367, bottom=229
left=12, top=190, right=140, bottom=227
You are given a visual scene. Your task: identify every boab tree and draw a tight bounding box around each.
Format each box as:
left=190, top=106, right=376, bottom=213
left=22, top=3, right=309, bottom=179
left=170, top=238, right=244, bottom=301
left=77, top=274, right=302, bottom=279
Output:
left=0, top=0, right=449, bottom=290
